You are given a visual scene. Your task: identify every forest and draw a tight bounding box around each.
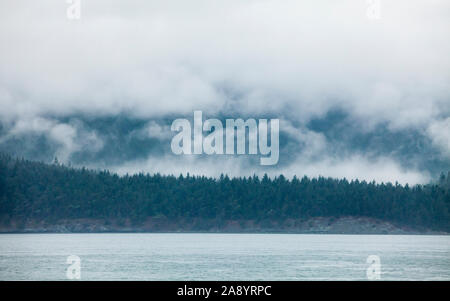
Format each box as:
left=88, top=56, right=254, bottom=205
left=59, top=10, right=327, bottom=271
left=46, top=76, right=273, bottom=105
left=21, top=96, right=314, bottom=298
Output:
left=0, top=153, right=449, bottom=232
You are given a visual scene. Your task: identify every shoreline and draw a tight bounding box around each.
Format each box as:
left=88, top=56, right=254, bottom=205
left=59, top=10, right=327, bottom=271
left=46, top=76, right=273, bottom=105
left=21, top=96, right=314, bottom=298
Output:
left=0, top=231, right=448, bottom=235
left=1, top=216, right=447, bottom=235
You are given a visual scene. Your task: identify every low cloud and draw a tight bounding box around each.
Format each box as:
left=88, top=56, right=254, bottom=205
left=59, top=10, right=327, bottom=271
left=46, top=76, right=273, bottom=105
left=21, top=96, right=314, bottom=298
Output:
left=0, top=0, right=449, bottom=183
left=428, top=118, right=450, bottom=159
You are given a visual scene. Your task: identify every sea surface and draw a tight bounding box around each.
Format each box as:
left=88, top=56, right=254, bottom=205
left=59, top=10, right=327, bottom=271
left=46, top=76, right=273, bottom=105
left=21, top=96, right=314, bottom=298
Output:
left=0, top=233, right=449, bottom=280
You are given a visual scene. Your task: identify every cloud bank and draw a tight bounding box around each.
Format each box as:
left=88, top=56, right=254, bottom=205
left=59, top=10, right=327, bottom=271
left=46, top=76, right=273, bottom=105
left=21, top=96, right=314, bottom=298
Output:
left=0, top=0, right=449, bottom=184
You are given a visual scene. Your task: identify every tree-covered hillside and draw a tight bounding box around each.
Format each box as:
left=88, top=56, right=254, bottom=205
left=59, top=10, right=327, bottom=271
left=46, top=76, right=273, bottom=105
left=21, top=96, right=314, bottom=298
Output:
left=0, top=153, right=449, bottom=232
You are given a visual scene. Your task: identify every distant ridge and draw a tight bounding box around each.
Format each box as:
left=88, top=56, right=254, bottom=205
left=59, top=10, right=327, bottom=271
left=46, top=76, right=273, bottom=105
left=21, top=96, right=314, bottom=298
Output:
left=0, top=153, right=449, bottom=233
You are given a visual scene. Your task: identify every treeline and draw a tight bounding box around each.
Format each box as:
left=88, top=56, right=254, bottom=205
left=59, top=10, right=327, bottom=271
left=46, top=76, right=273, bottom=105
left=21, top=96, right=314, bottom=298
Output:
left=0, top=153, right=449, bottom=231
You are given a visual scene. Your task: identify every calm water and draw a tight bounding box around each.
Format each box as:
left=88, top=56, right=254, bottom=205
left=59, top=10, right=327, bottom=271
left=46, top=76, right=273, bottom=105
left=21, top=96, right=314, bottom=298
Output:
left=0, top=234, right=449, bottom=280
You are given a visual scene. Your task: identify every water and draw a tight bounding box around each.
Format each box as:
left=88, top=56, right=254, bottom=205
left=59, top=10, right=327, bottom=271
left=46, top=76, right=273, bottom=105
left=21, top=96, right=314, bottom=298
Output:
left=0, top=233, right=449, bottom=280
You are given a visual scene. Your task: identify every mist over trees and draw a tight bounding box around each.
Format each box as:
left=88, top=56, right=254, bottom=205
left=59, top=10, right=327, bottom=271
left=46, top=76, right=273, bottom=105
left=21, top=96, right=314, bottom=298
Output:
left=0, top=153, right=449, bottom=232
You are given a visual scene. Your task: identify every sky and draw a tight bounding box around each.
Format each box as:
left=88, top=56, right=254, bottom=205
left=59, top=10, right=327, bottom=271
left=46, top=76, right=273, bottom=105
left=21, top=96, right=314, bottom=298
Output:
left=0, top=0, right=449, bottom=184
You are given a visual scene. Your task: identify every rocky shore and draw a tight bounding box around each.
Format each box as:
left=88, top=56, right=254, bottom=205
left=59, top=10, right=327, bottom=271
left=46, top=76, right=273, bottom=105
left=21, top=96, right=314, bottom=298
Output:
left=0, top=216, right=446, bottom=234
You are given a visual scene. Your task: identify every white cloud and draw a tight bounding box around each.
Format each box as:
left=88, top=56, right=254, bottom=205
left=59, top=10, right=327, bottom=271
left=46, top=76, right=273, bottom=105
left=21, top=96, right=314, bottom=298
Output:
left=0, top=0, right=449, bottom=182
left=427, top=118, right=450, bottom=159
left=0, top=1, right=448, bottom=122
left=105, top=152, right=428, bottom=185
left=279, top=154, right=430, bottom=185
left=2, top=117, right=104, bottom=163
